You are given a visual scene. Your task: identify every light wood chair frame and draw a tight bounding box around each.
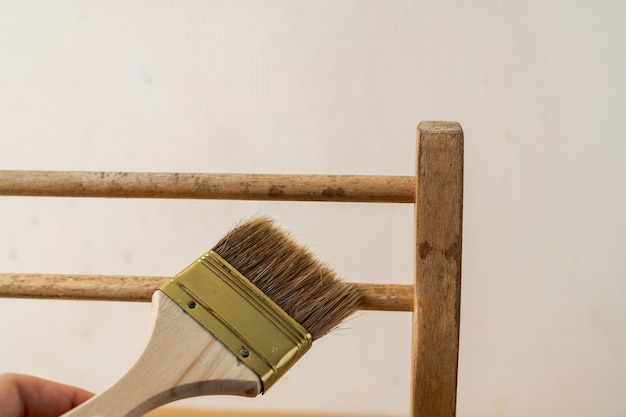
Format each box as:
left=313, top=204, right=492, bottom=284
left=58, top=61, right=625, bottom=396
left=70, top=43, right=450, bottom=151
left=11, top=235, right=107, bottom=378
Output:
left=0, top=120, right=463, bottom=417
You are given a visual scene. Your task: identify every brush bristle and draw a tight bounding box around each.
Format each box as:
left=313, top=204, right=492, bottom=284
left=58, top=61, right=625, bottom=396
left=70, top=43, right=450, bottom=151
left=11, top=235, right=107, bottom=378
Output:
left=211, top=217, right=361, bottom=340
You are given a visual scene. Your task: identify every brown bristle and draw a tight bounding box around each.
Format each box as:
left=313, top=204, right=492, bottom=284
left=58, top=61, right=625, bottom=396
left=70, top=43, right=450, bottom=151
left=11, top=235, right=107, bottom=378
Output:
left=211, top=217, right=362, bottom=340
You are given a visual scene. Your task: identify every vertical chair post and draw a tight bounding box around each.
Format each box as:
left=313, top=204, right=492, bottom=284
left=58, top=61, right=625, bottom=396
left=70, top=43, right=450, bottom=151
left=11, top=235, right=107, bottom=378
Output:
left=411, top=121, right=464, bottom=417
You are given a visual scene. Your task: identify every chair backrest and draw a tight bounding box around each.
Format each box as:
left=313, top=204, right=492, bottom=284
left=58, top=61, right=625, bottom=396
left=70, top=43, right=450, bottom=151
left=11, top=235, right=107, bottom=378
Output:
left=0, top=120, right=463, bottom=417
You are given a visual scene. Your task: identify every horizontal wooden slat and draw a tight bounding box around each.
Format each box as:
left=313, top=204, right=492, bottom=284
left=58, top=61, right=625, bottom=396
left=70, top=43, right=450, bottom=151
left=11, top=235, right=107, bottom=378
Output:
left=0, top=274, right=413, bottom=312
left=0, top=171, right=415, bottom=203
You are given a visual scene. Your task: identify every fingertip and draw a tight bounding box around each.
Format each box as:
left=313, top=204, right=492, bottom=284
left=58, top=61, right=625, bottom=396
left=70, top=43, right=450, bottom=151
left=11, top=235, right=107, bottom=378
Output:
left=0, top=373, right=95, bottom=417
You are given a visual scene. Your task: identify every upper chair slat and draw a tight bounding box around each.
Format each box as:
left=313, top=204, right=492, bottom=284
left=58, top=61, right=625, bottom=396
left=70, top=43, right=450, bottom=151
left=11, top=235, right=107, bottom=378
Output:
left=0, top=171, right=414, bottom=203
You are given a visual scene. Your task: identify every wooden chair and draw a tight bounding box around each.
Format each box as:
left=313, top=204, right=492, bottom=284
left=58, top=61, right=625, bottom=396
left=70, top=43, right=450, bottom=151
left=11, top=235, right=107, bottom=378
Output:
left=0, top=121, right=463, bottom=417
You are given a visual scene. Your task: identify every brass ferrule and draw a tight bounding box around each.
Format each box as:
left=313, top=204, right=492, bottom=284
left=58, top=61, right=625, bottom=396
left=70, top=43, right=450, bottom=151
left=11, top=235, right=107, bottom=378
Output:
left=160, top=251, right=312, bottom=393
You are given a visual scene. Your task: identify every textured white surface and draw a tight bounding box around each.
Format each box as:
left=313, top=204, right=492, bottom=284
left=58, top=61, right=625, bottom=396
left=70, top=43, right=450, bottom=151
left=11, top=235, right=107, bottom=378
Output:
left=0, top=2, right=625, bottom=416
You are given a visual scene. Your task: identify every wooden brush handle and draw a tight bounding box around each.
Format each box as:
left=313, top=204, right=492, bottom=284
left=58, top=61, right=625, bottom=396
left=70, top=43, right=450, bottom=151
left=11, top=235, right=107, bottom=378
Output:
left=0, top=170, right=414, bottom=203
left=0, top=273, right=413, bottom=311
left=61, top=291, right=261, bottom=417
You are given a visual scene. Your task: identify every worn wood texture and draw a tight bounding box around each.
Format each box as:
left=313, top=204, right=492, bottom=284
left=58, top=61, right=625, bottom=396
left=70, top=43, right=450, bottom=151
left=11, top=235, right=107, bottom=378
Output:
left=0, top=171, right=414, bottom=203
left=62, top=291, right=262, bottom=417
left=411, top=122, right=463, bottom=417
left=0, top=274, right=413, bottom=312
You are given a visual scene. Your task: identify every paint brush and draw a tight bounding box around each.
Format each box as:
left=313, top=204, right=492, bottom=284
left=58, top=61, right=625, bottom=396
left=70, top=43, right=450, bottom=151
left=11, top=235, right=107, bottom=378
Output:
left=61, top=217, right=361, bottom=417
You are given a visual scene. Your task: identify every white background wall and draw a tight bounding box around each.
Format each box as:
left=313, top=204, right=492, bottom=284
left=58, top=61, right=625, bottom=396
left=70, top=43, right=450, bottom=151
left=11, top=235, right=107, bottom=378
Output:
left=1, top=2, right=625, bottom=416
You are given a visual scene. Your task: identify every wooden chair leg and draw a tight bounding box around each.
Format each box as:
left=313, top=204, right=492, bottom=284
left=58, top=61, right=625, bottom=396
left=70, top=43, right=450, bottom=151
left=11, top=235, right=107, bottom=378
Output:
left=411, top=121, right=464, bottom=417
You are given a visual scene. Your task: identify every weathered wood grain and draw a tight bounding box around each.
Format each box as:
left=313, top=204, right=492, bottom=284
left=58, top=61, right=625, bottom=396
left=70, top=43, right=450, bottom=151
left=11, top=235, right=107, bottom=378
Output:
left=411, top=121, right=463, bottom=417
left=0, top=171, right=414, bottom=203
left=0, top=274, right=413, bottom=312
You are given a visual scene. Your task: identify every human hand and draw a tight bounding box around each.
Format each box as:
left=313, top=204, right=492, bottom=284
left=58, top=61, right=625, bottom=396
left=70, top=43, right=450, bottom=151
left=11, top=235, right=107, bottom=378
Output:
left=0, top=373, right=94, bottom=417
